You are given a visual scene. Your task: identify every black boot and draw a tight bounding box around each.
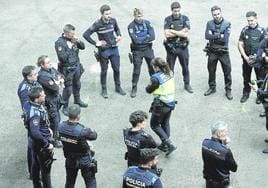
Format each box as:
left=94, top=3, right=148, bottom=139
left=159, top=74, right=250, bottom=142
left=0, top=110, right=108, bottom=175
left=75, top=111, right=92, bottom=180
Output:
left=164, top=139, right=177, bottom=156
left=115, top=84, right=126, bottom=95
left=74, top=96, right=88, bottom=108
left=157, top=142, right=169, bottom=152
left=130, top=85, right=137, bottom=98
left=62, top=104, right=68, bottom=116
left=101, top=86, right=108, bottom=99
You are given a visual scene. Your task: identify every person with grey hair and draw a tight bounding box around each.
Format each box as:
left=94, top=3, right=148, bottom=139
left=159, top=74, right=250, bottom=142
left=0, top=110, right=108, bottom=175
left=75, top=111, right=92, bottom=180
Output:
left=202, top=121, right=237, bottom=188
left=55, top=24, right=88, bottom=116
left=58, top=104, right=98, bottom=187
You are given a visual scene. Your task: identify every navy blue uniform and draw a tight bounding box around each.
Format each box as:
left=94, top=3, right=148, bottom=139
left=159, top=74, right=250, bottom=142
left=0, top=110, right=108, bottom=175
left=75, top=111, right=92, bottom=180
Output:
left=205, top=19, right=232, bottom=91
left=38, top=67, right=61, bottom=141
left=17, top=79, right=41, bottom=177
left=55, top=35, right=85, bottom=105
left=25, top=101, right=53, bottom=188
left=257, top=38, right=268, bottom=79
left=202, top=137, right=237, bottom=188
left=128, top=19, right=155, bottom=86
left=58, top=121, right=97, bottom=188
left=123, top=166, right=163, bottom=188
left=257, top=73, right=268, bottom=131
left=123, top=128, right=157, bottom=166
left=239, top=25, right=265, bottom=94
left=83, top=17, right=122, bottom=88
left=164, top=14, right=191, bottom=84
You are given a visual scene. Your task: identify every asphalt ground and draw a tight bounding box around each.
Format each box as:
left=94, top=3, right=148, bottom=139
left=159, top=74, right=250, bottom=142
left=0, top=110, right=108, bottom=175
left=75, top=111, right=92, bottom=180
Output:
left=0, top=0, right=268, bottom=187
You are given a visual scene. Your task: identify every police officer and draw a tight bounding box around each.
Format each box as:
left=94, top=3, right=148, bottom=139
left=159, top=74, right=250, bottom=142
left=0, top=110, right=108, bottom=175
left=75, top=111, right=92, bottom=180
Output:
left=164, top=1, right=193, bottom=93
left=17, top=65, right=41, bottom=179
left=25, top=87, right=54, bottom=188
left=202, top=121, right=237, bottom=188
left=238, top=11, right=265, bottom=103
left=83, top=4, right=126, bottom=99
left=257, top=28, right=268, bottom=80
left=122, top=148, right=163, bottom=188
left=55, top=24, right=88, bottom=116
left=37, top=55, right=64, bottom=148
left=204, top=6, right=233, bottom=100
left=58, top=104, right=97, bottom=188
left=146, top=57, right=177, bottom=156
left=128, top=8, right=155, bottom=98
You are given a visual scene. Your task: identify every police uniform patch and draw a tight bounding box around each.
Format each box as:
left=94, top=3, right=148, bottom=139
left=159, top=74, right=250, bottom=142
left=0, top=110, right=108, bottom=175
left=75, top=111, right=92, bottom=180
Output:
left=170, top=24, right=174, bottom=29
left=129, top=28, right=133, bottom=34
left=58, top=46, right=62, bottom=51
left=245, top=35, right=249, bottom=39
left=32, top=118, right=40, bottom=126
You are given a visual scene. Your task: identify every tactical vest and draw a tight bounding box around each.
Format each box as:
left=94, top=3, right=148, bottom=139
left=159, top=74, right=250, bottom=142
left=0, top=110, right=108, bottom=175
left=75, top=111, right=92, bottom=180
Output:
left=38, top=68, right=59, bottom=97
left=58, top=121, right=90, bottom=158
left=133, top=21, right=150, bottom=49
left=58, top=36, right=80, bottom=67
left=123, top=166, right=159, bottom=188
left=152, top=72, right=175, bottom=107
left=202, top=138, right=229, bottom=179
left=167, top=15, right=188, bottom=43
left=242, top=26, right=264, bottom=55
left=208, top=19, right=230, bottom=48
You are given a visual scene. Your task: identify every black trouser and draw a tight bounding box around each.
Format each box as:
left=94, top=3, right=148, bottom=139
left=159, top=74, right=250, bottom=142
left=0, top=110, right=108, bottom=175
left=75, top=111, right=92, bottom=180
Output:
left=150, top=104, right=172, bottom=141
left=27, top=136, right=33, bottom=176
left=242, top=60, right=261, bottom=95
left=166, top=47, right=190, bottom=84
left=207, top=52, right=232, bottom=91
left=132, top=47, right=154, bottom=85
left=32, top=148, right=53, bottom=188
left=265, top=105, right=268, bottom=131
left=65, top=155, right=96, bottom=188
left=45, top=96, right=61, bottom=140
left=206, top=179, right=230, bottom=188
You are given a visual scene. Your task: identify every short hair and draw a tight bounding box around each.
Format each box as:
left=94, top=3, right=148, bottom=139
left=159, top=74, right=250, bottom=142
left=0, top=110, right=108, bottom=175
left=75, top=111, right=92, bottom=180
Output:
left=37, top=55, right=48, bottom=67
left=129, top=110, right=148, bottom=127
left=68, top=104, right=81, bottom=119
left=133, top=8, right=143, bottom=16
left=63, top=24, right=75, bottom=33
left=246, top=11, right=257, bottom=18
left=211, top=5, right=221, bottom=12
left=140, top=148, right=159, bottom=164
left=171, top=1, right=181, bottom=10
left=100, top=4, right=111, bottom=14
left=28, top=87, right=43, bottom=102
left=211, top=121, right=228, bottom=135
left=22, top=65, right=36, bottom=79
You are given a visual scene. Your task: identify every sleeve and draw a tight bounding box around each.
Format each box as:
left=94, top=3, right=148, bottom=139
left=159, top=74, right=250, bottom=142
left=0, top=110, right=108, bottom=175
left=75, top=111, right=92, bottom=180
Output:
left=18, top=85, right=29, bottom=109
left=76, top=40, right=85, bottom=50
left=164, top=17, right=170, bottom=30
left=225, top=149, right=238, bottom=172
left=146, top=77, right=160, bottom=94
left=83, top=22, right=98, bottom=46
left=38, top=76, right=59, bottom=92
left=238, top=29, right=245, bottom=41
left=114, top=18, right=122, bottom=36
left=205, top=22, right=218, bottom=40
left=55, top=40, right=69, bottom=64
left=29, top=115, right=49, bottom=148
left=257, top=39, right=266, bottom=63
left=81, top=128, right=98, bottom=141
left=183, top=16, right=190, bottom=30
left=145, top=21, right=155, bottom=42
left=217, top=22, right=231, bottom=45
left=153, top=179, right=163, bottom=188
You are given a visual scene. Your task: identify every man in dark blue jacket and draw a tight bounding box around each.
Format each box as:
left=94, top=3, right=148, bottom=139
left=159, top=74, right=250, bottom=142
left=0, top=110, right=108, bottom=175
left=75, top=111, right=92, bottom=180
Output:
left=204, top=6, right=232, bottom=100
left=18, top=65, right=41, bottom=179
left=202, top=121, right=237, bottom=188
left=83, top=4, right=126, bottom=99
left=25, top=87, right=54, bottom=188
left=128, top=8, right=155, bottom=97
left=58, top=104, right=97, bottom=188
left=55, top=24, right=88, bottom=116
left=37, top=55, right=64, bottom=148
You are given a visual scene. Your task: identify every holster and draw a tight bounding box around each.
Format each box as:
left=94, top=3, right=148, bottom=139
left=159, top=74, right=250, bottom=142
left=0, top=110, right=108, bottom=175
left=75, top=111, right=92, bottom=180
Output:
left=90, top=159, right=98, bottom=174
left=94, top=50, right=100, bottom=62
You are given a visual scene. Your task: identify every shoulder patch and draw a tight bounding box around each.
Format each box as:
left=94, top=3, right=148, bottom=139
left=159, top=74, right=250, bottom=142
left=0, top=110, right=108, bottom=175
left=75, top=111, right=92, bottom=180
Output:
left=129, top=28, right=133, bottom=34
left=57, top=46, right=62, bottom=52
left=48, top=80, right=54, bottom=85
